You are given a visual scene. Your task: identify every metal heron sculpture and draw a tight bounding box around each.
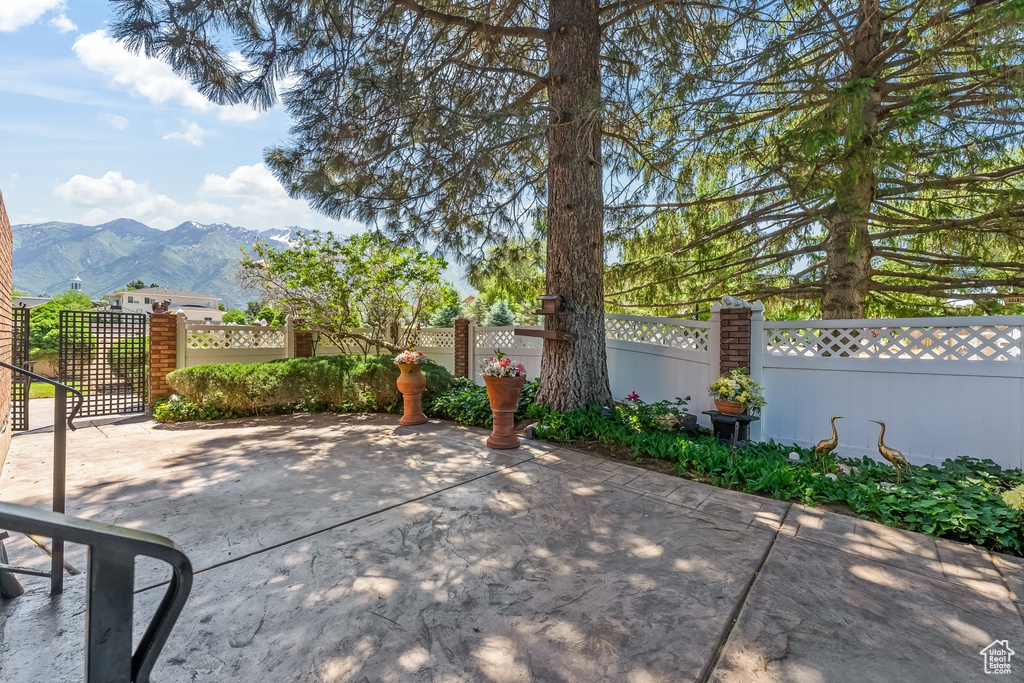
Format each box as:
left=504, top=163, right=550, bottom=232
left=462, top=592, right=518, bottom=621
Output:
left=814, top=416, right=845, bottom=471
left=869, top=420, right=910, bottom=484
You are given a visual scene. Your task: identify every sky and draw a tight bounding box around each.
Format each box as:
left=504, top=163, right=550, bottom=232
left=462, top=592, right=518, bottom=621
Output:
left=0, top=0, right=363, bottom=233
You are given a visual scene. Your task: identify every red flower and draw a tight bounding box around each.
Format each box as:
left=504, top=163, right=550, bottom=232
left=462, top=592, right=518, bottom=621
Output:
left=499, top=358, right=511, bottom=368
left=627, top=391, right=640, bottom=401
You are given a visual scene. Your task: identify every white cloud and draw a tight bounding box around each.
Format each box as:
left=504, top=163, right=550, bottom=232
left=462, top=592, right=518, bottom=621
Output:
left=164, top=121, right=212, bottom=147
left=0, top=0, right=63, bottom=32
left=49, top=12, right=75, bottom=33
left=99, top=112, right=129, bottom=130
left=199, top=163, right=288, bottom=201
left=52, top=165, right=362, bottom=233
left=72, top=30, right=264, bottom=122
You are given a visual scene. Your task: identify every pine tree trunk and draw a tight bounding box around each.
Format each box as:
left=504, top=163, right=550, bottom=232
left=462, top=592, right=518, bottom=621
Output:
left=535, top=0, right=613, bottom=411
left=820, top=0, right=881, bottom=320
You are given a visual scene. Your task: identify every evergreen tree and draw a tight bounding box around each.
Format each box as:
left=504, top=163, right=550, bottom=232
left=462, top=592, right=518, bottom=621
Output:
left=606, top=0, right=1024, bottom=319
left=109, top=0, right=729, bottom=409
left=469, top=297, right=490, bottom=322
left=428, top=304, right=464, bottom=328
left=484, top=300, right=517, bottom=327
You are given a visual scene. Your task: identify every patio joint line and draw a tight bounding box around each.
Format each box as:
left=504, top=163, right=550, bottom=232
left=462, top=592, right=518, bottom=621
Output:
left=988, top=552, right=1024, bottom=626
left=694, top=502, right=792, bottom=683
left=133, top=455, right=538, bottom=595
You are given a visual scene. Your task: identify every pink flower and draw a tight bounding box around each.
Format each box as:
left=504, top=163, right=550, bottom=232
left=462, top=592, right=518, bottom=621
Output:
left=627, top=391, right=640, bottom=401
left=499, top=358, right=511, bottom=368
left=517, top=363, right=525, bottom=373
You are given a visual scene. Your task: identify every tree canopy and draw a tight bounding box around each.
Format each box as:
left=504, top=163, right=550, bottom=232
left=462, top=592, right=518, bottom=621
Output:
left=605, top=0, right=1024, bottom=319
left=109, top=0, right=737, bottom=409
left=240, top=230, right=448, bottom=352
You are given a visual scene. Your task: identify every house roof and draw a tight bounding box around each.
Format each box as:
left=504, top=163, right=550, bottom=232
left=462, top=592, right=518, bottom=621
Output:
left=108, top=286, right=219, bottom=299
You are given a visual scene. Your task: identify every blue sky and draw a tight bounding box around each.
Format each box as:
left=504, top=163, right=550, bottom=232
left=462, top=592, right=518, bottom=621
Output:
left=0, top=0, right=362, bottom=233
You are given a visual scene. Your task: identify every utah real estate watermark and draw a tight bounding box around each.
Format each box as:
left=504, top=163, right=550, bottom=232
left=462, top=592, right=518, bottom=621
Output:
left=980, top=640, right=1014, bottom=675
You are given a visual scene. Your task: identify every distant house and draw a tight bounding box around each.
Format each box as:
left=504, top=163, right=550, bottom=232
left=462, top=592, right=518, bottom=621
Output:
left=106, top=287, right=224, bottom=322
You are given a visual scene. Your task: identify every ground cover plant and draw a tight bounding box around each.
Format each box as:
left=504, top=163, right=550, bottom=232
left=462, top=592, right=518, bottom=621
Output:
left=155, top=355, right=452, bottom=420
left=530, top=402, right=1024, bottom=556
left=425, top=378, right=539, bottom=428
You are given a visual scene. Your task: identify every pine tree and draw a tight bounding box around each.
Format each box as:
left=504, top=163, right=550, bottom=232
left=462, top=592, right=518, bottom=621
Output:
left=428, top=304, right=464, bottom=328
left=109, top=0, right=730, bottom=409
left=484, top=300, right=517, bottom=327
left=605, top=0, right=1024, bottom=319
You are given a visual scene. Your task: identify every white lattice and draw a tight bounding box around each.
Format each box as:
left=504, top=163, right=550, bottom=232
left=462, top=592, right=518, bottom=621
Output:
left=186, top=325, right=286, bottom=350
left=604, top=316, right=710, bottom=353
left=412, top=328, right=455, bottom=347
left=764, top=323, right=1023, bottom=361
left=475, top=327, right=543, bottom=349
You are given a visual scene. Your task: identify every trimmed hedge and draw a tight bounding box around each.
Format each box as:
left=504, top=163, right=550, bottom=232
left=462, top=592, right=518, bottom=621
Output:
left=163, top=355, right=452, bottom=417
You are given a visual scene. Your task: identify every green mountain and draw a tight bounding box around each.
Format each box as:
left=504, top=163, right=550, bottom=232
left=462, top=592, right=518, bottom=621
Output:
left=12, top=219, right=296, bottom=308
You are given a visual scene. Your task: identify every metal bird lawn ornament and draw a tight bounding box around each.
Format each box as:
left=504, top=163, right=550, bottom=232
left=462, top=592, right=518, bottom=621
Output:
left=869, top=420, right=910, bottom=484
left=814, top=416, right=844, bottom=471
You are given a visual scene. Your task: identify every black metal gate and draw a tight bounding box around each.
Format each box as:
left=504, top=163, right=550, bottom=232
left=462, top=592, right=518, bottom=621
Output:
left=59, top=311, right=148, bottom=418
left=10, top=306, right=30, bottom=430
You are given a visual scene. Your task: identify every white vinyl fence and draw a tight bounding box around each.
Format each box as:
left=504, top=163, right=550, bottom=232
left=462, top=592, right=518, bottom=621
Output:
left=757, top=316, right=1024, bottom=470
left=604, top=315, right=716, bottom=417
left=175, top=310, right=1024, bottom=469
left=179, top=322, right=292, bottom=367
left=316, top=327, right=457, bottom=374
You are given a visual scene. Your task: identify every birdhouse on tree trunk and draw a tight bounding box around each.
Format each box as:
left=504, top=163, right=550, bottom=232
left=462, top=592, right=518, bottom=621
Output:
left=514, top=293, right=577, bottom=342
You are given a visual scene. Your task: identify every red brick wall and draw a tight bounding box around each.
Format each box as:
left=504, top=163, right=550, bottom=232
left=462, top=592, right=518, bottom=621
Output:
left=149, top=313, right=178, bottom=405
left=0, top=191, right=12, bottom=461
left=719, top=307, right=752, bottom=375
left=453, top=317, right=470, bottom=378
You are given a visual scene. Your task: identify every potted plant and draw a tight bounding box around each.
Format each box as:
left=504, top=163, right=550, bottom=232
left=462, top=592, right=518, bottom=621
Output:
left=708, top=367, right=765, bottom=416
left=480, top=349, right=527, bottom=449
left=394, top=348, right=429, bottom=426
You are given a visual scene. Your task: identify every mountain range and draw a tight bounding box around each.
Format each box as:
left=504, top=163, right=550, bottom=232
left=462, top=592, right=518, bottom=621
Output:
left=11, top=219, right=295, bottom=308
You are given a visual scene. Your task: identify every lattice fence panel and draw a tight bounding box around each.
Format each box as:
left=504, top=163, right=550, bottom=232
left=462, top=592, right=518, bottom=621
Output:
left=59, top=310, right=148, bottom=417
left=186, top=326, right=286, bottom=350
left=604, top=317, right=710, bottom=353
left=412, top=329, right=455, bottom=347
left=475, top=328, right=543, bottom=349
left=764, top=323, right=1023, bottom=361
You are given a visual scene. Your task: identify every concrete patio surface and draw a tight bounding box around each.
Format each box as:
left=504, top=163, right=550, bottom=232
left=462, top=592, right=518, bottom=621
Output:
left=0, top=412, right=1022, bottom=681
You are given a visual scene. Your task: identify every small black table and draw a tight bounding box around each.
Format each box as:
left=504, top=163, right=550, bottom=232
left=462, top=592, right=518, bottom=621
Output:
left=702, top=411, right=760, bottom=447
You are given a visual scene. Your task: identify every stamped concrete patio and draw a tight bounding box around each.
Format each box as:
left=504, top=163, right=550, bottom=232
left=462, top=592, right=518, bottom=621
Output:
left=1, top=412, right=1023, bottom=681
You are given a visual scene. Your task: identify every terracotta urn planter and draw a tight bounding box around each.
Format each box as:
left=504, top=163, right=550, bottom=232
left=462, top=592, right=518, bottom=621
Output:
left=714, top=399, right=745, bottom=416
left=396, top=363, right=428, bottom=426
left=483, top=375, right=526, bottom=449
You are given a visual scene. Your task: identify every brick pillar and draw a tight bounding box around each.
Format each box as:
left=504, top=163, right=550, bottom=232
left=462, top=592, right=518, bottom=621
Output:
left=718, top=305, right=752, bottom=375
left=454, top=317, right=470, bottom=378
left=149, top=313, right=178, bottom=406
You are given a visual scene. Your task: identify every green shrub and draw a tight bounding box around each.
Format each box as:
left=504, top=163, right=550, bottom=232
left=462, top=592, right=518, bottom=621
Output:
left=165, top=355, right=452, bottom=417
left=425, top=378, right=539, bottom=428
left=531, top=403, right=1024, bottom=556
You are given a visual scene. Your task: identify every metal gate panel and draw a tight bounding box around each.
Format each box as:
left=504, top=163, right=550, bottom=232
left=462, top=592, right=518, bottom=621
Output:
left=59, top=311, right=148, bottom=418
left=10, top=306, right=29, bottom=431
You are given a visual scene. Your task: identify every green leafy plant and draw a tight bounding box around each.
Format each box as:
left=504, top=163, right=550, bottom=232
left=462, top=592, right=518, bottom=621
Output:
left=618, top=393, right=690, bottom=431
left=425, top=378, right=539, bottom=428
